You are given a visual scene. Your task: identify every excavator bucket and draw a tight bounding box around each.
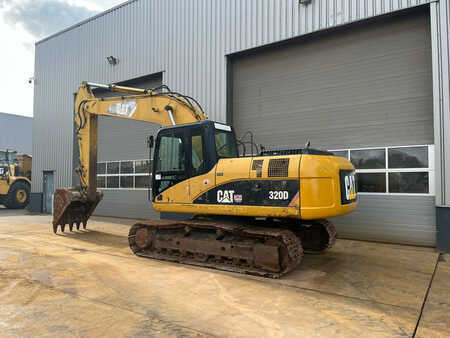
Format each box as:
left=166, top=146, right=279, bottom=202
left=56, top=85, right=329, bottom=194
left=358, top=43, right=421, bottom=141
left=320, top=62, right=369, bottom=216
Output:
left=52, top=188, right=103, bottom=233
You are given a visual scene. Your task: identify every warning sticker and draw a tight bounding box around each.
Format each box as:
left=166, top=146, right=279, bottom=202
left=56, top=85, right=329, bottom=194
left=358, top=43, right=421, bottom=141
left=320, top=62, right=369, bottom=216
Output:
left=234, top=194, right=243, bottom=203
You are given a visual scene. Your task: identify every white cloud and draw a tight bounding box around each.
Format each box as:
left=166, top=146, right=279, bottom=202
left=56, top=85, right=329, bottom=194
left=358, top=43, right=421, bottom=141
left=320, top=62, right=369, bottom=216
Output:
left=0, top=0, right=125, bottom=117
left=2, top=0, right=96, bottom=39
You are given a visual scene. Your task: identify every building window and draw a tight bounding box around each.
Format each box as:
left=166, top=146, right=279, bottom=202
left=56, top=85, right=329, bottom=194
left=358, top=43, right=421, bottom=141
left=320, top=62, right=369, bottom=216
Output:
left=350, top=149, right=386, bottom=169
left=97, top=176, right=106, bottom=188
left=107, top=176, right=120, bottom=188
left=388, top=172, right=429, bottom=194
left=96, top=159, right=152, bottom=190
left=97, top=162, right=106, bottom=175
left=107, top=162, right=119, bottom=174
left=330, top=145, right=434, bottom=195
left=388, top=146, right=428, bottom=169
left=135, top=175, right=150, bottom=188
left=120, top=161, right=134, bottom=174
left=357, top=173, right=387, bottom=193
left=135, top=160, right=150, bottom=174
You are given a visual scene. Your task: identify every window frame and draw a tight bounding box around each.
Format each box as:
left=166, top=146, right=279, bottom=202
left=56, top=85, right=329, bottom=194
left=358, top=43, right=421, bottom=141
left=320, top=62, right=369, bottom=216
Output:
left=190, top=129, right=207, bottom=177
left=96, top=159, right=152, bottom=190
left=329, top=144, right=435, bottom=196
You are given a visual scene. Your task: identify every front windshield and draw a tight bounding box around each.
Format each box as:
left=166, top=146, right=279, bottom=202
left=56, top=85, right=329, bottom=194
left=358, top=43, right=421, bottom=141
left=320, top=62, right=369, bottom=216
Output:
left=0, top=151, right=17, bottom=163
left=214, top=130, right=238, bottom=158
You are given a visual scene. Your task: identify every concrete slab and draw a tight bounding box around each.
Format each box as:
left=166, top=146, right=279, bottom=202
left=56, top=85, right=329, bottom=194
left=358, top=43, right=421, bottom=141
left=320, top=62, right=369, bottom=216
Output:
left=416, top=253, right=450, bottom=337
left=0, top=209, right=444, bottom=337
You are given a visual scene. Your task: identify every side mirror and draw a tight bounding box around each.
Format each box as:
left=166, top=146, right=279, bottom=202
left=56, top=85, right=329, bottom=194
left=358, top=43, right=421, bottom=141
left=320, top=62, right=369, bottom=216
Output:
left=147, top=135, right=154, bottom=149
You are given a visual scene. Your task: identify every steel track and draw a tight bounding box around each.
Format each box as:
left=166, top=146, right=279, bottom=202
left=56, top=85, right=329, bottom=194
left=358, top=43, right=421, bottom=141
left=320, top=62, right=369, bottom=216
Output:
left=128, top=219, right=303, bottom=278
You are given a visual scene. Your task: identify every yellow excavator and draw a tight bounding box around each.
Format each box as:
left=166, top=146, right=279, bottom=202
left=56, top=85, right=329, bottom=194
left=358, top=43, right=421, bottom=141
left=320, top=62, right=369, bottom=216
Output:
left=53, top=81, right=357, bottom=277
left=0, top=150, right=31, bottom=209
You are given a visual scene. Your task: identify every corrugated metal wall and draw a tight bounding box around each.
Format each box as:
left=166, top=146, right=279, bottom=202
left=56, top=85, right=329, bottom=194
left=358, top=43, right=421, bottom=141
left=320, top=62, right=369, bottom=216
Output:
left=0, top=113, right=32, bottom=155
left=33, top=0, right=435, bottom=194
left=430, top=1, right=450, bottom=207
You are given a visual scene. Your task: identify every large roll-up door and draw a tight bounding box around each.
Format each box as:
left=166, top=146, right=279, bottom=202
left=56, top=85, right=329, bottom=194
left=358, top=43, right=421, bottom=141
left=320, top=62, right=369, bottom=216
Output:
left=232, top=10, right=435, bottom=245
left=93, top=73, right=162, bottom=219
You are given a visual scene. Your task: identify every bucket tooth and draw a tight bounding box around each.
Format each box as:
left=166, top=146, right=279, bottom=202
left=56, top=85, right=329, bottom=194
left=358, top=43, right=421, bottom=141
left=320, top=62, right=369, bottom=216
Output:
left=69, top=223, right=74, bottom=232
left=53, top=224, right=58, bottom=234
left=61, top=224, right=66, bottom=232
left=82, top=222, right=87, bottom=230
left=76, top=222, right=80, bottom=230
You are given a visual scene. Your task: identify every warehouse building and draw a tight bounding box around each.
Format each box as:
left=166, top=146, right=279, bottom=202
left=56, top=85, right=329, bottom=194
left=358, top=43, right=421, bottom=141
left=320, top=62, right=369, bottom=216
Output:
left=31, top=0, right=450, bottom=250
left=0, top=112, right=32, bottom=155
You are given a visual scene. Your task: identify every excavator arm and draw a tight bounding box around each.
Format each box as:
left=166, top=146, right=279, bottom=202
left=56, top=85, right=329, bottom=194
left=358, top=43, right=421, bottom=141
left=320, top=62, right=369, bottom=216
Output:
left=52, top=81, right=206, bottom=232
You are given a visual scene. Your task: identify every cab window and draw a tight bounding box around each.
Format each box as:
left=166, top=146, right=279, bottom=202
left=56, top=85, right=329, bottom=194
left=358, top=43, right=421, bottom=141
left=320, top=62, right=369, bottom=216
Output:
left=215, top=130, right=238, bottom=158
left=156, top=135, right=185, bottom=172
left=191, top=133, right=205, bottom=176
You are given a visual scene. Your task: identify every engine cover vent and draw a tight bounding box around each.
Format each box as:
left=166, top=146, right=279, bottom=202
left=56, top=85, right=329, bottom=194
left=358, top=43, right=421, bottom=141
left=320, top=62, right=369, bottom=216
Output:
left=268, top=158, right=290, bottom=177
left=251, top=159, right=263, bottom=178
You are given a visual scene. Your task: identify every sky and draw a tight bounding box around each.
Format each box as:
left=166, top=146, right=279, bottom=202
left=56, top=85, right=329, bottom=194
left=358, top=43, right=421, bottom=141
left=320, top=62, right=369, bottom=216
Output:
left=0, top=0, right=125, bottom=117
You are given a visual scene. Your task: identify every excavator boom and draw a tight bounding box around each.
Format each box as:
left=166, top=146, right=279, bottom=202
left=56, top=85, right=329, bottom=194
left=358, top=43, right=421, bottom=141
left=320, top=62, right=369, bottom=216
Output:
left=53, top=81, right=207, bottom=232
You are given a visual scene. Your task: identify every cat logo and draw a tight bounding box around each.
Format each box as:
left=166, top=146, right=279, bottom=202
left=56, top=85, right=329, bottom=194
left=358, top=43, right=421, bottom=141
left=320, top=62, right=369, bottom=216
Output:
left=217, top=190, right=234, bottom=203
left=345, top=174, right=356, bottom=201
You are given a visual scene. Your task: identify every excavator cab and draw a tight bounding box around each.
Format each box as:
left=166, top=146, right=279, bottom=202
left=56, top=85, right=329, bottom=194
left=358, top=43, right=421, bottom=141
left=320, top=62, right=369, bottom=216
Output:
left=152, top=120, right=238, bottom=198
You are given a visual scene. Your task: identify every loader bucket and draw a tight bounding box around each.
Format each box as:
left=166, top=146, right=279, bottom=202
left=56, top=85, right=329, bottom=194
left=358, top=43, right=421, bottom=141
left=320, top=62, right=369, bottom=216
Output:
left=52, top=188, right=103, bottom=233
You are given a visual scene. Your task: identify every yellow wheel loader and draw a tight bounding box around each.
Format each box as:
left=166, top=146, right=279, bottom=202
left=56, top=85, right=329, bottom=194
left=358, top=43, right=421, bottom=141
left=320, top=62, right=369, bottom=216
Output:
left=0, top=150, right=31, bottom=209
left=52, top=81, right=357, bottom=277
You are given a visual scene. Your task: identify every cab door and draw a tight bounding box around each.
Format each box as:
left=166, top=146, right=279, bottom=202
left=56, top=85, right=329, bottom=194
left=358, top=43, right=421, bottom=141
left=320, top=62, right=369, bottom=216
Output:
left=188, top=127, right=216, bottom=201
left=152, top=128, right=188, bottom=200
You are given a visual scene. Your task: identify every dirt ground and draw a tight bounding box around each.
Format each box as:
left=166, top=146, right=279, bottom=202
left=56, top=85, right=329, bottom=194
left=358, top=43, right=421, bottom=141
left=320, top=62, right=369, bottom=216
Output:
left=0, top=208, right=448, bottom=337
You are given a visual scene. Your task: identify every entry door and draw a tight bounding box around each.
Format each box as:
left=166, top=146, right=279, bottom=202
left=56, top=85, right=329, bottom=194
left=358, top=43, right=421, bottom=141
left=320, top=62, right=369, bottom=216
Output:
left=153, top=130, right=187, bottom=197
left=43, top=171, right=54, bottom=214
